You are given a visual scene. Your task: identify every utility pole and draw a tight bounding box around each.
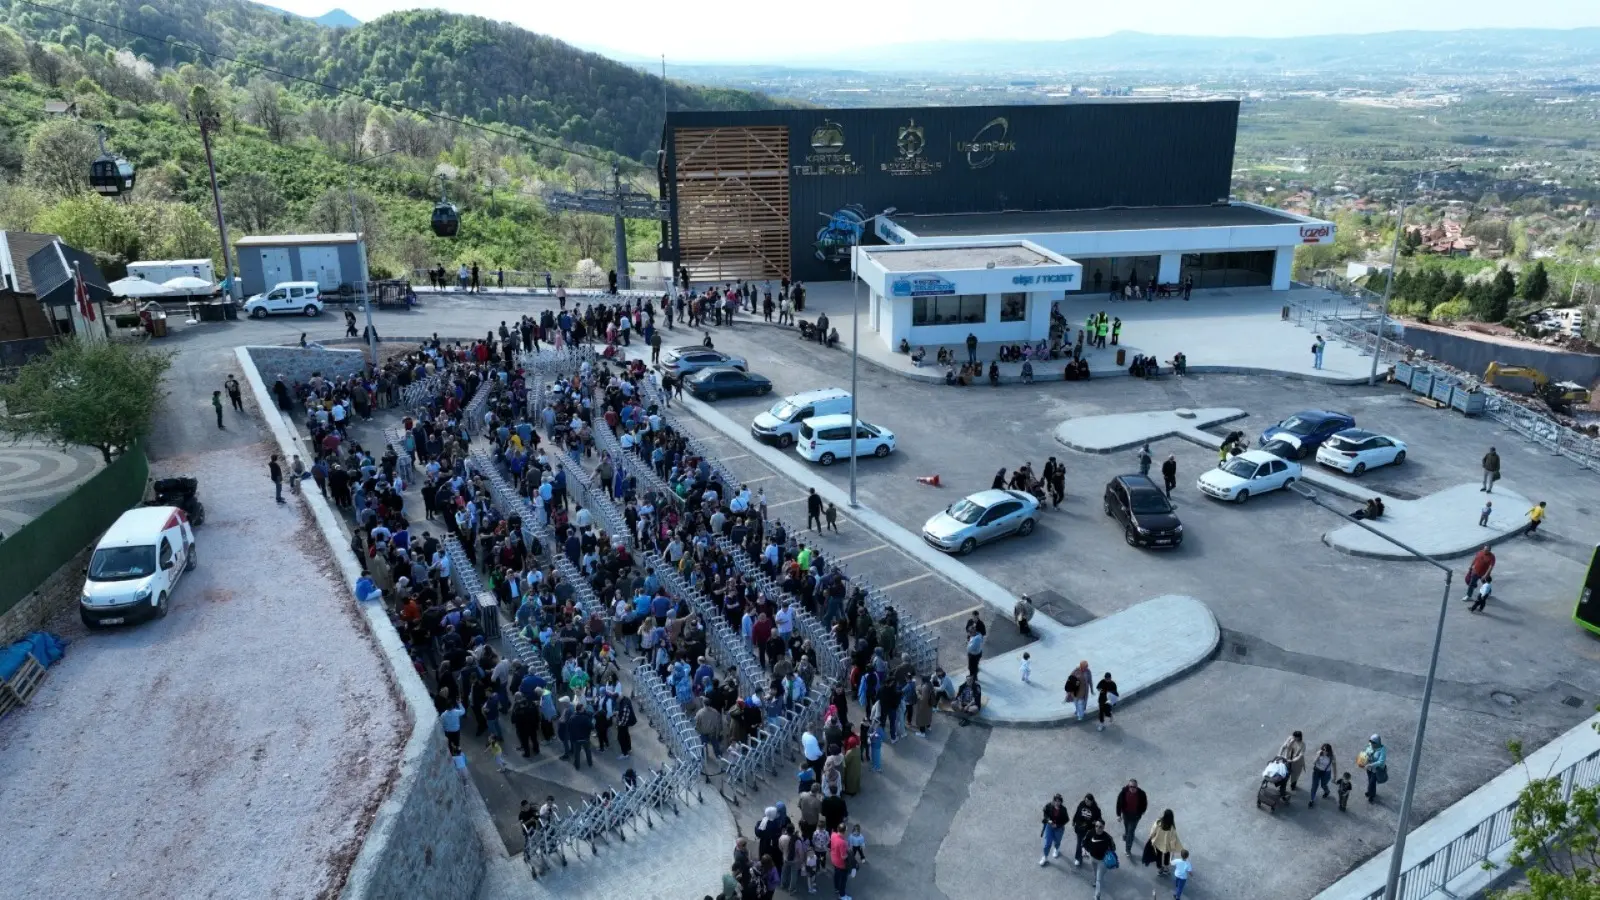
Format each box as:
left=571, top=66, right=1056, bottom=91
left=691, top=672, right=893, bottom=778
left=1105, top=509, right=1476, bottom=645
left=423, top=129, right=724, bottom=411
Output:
left=612, top=164, right=630, bottom=291
left=348, top=180, right=375, bottom=365
left=196, top=114, right=239, bottom=302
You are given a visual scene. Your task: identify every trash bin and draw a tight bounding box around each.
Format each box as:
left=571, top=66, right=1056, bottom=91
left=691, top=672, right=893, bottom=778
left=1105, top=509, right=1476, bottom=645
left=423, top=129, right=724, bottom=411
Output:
left=222, top=300, right=238, bottom=321
left=1116, top=348, right=1126, bottom=367
left=150, top=316, right=168, bottom=337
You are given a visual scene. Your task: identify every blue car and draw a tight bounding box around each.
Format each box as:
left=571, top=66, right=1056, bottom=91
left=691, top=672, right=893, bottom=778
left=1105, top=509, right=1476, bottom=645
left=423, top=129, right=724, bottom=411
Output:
left=1259, top=409, right=1356, bottom=459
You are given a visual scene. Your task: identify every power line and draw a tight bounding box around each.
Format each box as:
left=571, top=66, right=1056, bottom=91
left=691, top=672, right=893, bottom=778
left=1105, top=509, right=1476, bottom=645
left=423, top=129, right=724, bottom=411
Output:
left=12, top=0, right=641, bottom=172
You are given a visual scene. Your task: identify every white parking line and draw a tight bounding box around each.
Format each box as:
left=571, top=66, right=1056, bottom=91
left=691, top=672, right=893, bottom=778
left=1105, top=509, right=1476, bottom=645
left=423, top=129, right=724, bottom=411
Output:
left=880, top=573, right=933, bottom=590
left=837, top=544, right=888, bottom=561
left=735, top=475, right=775, bottom=484
left=768, top=497, right=809, bottom=508
left=720, top=453, right=750, bottom=461
left=925, top=605, right=983, bottom=626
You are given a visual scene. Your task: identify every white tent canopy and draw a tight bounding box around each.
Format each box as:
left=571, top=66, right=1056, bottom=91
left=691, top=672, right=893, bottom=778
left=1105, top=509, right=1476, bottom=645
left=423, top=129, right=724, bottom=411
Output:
left=108, top=277, right=177, bottom=298
left=162, top=275, right=213, bottom=291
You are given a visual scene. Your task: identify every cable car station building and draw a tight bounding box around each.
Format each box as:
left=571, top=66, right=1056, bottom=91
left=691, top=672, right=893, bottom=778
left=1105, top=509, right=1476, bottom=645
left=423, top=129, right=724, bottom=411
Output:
left=658, top=100, right=1335, bottom=294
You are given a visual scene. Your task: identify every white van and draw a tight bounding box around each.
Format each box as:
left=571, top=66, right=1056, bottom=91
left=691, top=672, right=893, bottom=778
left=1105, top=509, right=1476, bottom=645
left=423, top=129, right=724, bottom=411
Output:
left=796, top=414, right=896, bottom=466
left=243, top=281, right=324, bottom=318
left=80, top=506, right=196, bottom=628
left=751, top=388, right=852, bottom=448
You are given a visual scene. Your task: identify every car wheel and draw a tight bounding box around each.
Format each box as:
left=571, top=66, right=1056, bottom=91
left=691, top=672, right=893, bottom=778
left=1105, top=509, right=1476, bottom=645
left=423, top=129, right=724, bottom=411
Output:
left=958, top=538, right=976, bottom=556
left=704, top=391, right=718, bottom=401
left=1353, top=462, right=1366, bottom=476
left=156, top=592, right=169, bottom=618
left=873, top=444, right=890, bottom=458
left=250, top=307, right=267, bottom=320
left=1103, top=499, right=1113, bottom=516
left=303, top=304, right=320, bottom=317
left=1017, top=518, right=1035, bottom=536
left=760, top=385, right=772, bottom=395
left=819, top=452, right=836, bottom=466
left=186, top=545, right=197, bottom=572
left=1394, top=450, right=1406, bottom=465
left=1298, top=445, right=1311, bottom=460
left=1125, top=525, right=1139, bottom=546
left=778, top=434, right=794, bottom=449
left=1234, top=489, right=1250, bottom=504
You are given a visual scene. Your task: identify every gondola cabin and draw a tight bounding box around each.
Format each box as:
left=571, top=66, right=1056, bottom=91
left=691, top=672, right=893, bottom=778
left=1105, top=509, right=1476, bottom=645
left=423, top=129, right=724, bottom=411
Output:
left=90, top=154, right=136, bottom=197
left=431, top=202, right=459, bottom=238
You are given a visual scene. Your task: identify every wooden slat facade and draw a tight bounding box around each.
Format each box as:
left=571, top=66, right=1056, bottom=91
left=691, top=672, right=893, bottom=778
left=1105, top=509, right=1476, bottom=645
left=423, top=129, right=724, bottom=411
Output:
left=672, top=126, right=790, bottom=282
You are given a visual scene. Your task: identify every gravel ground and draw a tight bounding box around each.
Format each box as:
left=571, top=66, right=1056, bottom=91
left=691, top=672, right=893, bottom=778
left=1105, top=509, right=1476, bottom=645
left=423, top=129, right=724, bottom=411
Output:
left=0, top=443, right=406, bottom=900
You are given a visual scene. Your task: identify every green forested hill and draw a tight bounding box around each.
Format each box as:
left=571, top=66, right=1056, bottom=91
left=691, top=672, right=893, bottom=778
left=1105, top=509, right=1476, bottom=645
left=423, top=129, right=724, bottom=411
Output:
left=0, top=0, right=786, bottom=160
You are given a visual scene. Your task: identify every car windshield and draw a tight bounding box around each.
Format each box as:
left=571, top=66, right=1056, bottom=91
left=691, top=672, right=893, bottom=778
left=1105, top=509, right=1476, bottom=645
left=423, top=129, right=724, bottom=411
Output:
left=947, top=499, right=986, bottom=524
left=687, top=369, right=716, bottom=382
left=1129, top=492, right=1171, bottom=514
left=1223, top=458, right=1259, bottom=478
left=88, top=545, right=157, bottom=581
left=1278, top=416, right=1317, bottom=435
left=771, top=401, right=802, bottom=420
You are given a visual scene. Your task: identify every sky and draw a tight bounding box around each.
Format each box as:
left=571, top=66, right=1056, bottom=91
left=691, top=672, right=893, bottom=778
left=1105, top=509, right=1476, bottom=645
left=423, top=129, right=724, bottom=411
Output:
left=260, top=0, right=1600, bottom=63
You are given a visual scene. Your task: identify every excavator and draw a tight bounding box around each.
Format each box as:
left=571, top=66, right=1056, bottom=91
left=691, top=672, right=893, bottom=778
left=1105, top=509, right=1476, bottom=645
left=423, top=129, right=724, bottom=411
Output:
left=1483, top=362, right=1593, bottom=413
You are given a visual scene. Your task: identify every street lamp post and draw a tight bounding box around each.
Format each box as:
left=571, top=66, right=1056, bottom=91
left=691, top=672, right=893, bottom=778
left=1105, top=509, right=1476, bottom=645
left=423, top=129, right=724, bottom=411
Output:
left=1288, top=482, right=1454, bottom=900
left=847, top=207, right=896, bottom=508
left=347, top=148, right=403, bottom=367
left=1368, top=164, right=1460, bottom=385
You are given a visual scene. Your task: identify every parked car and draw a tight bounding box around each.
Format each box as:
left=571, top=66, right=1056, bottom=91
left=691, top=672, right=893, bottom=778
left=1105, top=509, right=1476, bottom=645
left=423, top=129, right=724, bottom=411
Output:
left=1197, top=449, right=1302, bottom=503
left=1258, top=409, right=1356, bottom=458
left=658, top=345, right=747, bottom=376
left=684, top=367, right=772, bottom=401
left=1103, top=474, right=1183, bottom=548
left=80, top=505, right=197, bottom=628
left=796, top=414, right=895, bottom=466
left=922, top=488, right=1040, bottom=555
left=751, top=388, right=852, bottom=448
left=1315, top=429, right=1407, bottom=475
left=243, top=280, right=324, bottom=318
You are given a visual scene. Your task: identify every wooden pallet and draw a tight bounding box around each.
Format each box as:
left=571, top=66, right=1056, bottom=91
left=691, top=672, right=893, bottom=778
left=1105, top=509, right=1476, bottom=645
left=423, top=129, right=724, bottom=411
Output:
left=0, top=653, right=46, bottom=721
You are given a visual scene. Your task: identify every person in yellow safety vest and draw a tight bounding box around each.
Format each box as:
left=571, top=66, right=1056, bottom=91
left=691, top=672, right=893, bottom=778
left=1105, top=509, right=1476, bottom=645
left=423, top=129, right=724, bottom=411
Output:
left=1096, top=318, right=1109, bottom=349
left=1526, top=501, right=1547, bottom=535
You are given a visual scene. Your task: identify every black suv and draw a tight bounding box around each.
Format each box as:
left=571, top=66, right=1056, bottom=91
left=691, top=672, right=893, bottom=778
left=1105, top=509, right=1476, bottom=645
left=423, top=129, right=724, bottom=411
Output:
left=1103, top=474, right=1184, bottom=548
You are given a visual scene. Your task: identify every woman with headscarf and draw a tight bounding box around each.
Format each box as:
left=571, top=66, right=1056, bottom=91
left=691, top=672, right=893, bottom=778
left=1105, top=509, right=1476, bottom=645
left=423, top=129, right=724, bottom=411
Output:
left=912, top=675, right=935, bottom=736
left=754, top=806, right=782, bottom=865
left=821, top=757, right=844, bottom=798
left=1142, top=809, right=1185, bottom=876
left=1360, top=734, right=1388, bottom=803
left=842, top=734, right=863, bottom=796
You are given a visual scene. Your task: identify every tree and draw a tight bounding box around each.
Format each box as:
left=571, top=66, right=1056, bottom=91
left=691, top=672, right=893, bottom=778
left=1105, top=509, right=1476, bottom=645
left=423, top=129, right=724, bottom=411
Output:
left=387, top=112, right=435, bottom=158
left=221, top=172, right=285, bottom=234
left=1496, top=735, right=1600, bottom=898
left=24, top=117, right=96, bottom=198
left=243, top=77, right=292, bottom=143
left=0, top=339, right=171, bottom=464
left=0, top=25, right=26, bottom=77
left=1523, top=262, right=1551, bottom=304
left=304, top=188, right=383, bottom=249
left=1489, top=266, right=1517, bottom=320
left=35, top=193, right=142, bottom=261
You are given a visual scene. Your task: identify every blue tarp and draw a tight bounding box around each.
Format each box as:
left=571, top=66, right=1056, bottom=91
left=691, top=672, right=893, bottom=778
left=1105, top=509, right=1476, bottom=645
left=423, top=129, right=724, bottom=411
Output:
left=0, top=631, right=68, bottom=682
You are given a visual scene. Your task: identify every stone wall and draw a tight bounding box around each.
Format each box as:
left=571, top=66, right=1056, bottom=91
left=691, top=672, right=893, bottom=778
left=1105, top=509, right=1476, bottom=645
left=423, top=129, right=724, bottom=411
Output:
left=0, top=545, right=91, bottom=646
left=245, top=345, right=367, bottom=387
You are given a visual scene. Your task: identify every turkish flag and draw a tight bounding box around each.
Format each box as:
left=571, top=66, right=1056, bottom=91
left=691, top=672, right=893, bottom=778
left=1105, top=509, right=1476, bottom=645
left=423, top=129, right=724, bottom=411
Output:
left=75, top=263, right=95, bottom=322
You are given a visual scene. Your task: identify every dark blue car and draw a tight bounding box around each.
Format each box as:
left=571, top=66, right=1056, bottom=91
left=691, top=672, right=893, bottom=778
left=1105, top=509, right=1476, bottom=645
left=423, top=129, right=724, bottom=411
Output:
left=1259, top=409, right=1356, bottom=459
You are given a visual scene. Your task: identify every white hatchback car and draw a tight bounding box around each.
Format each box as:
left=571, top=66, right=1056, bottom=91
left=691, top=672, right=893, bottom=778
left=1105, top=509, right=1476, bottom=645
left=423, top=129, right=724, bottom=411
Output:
left=1197, top=449, right=1302, bottom=503
left=244, top=281, right=324, bottom=318
left=796, top=414, right=895, bottom=466
left=1315, top=429, right=1407, bottom=476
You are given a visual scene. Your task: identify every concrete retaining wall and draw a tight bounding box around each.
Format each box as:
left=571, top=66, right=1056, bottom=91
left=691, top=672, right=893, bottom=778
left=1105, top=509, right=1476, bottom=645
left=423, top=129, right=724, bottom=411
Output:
left=1400, top=325, right=1600, bottom=386
left=245, top=345, right=367, bottom=387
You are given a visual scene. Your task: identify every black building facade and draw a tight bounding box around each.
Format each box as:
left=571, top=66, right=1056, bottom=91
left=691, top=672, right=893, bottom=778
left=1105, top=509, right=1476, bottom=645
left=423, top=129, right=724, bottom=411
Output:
left=660, top=100, right=1239, bottom=283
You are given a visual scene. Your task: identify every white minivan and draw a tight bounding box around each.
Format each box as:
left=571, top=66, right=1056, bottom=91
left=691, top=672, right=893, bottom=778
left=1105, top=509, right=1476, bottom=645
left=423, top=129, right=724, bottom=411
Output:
left=796, top=414, right=896, bottom=466
left=751, top=388, right=852, bottom=448
left=244, top=281, right=324, bottom=319
left=80, top=506, right=196, bottom=628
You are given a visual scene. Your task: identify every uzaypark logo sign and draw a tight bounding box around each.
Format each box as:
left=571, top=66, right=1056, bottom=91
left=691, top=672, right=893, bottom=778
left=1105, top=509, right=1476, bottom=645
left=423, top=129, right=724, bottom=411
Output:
left=1299, top=224, right=1334, bottom=244
left=1012, top=272, right=1076, bottom=287
left=957, top=117, right=1016, bottom=170
left=890, top=274, right=957, bottom=297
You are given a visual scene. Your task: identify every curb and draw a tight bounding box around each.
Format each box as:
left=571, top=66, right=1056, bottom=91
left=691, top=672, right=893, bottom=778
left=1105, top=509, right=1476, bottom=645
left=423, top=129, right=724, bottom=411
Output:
left=1322, top=519, right=1530, bottom=561
left=1053, top=412, right=1249, bottom=455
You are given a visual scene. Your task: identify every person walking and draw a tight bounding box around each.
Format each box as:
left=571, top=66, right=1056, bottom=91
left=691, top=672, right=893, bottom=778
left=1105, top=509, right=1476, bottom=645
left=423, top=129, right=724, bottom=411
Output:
left=1161, top=453, right=1178, bottom=499
left=212, top=390, right=225, bottom=429
left=1311, top=334, right=1326, bottom=369
left=1479, top=500, right=1493, bottom=527
left=824, top=502, right=839, bottom=533
left=650, top=329, right=662, bottom=365
left=1137, top=444, right=1153, bottom=477
left=1084, top=819, right=1116, bottom=899
left=807, top=488, right=824, bottom=532
left=1071, top=793, right=1102, bottom=867
left=1279, top=730, right=1307, bottom=790
left=1065, top=660, right=1092, bottom=721
left=1308, top=742, right=1338, bottom=807
left=966, top=332, right=979, bottom=365
left=829, top=824, right=852, bottom=900
left=1481, top=446, right=1501, bottom=492
left=1360, top=734, right=1388, bottom=802
left=1143, top=809, right=1185, bottom=877
left=268, top=453, right=285, bottom=504
left=1465, top=545, right=1496, bottom=598
left=225, top=375, right=244, bottom=412
left=1040, top=793, right=1070, bottom=866
left=1095, top=672, right=1119, bottom=732
left=1470, top=576, right=1493, bottom=613
left=1526, top=500, right=1548, bottom=536
left=1114, top=779, right=1148, bottom=857
left=440, top=697, right=465, bottom=754
left=965, top=626, right=985, bottom=683
left=288, top=454, right=305, bottom=494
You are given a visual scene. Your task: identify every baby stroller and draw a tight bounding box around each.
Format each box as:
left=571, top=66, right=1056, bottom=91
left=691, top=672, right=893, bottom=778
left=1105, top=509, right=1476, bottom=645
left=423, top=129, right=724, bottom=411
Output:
left=149, top=475, right=205, bottom=527
left=1257, top=756, right=1291, bottom=813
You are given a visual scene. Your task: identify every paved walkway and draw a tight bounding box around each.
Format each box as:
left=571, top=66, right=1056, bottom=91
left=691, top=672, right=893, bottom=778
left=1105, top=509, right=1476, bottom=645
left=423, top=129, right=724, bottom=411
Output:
left=0, top=438, right=103, bottom=534
left=1055, top=407, right=1246, bottom=453
left=792, top=281, right=1378, bottom=386
left=665, top=380, right=1221, bottom=727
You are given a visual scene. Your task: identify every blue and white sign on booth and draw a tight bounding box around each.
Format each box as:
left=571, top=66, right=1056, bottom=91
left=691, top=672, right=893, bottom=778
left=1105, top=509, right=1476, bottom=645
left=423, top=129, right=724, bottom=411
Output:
left=890, top=274, right=957, bottom=297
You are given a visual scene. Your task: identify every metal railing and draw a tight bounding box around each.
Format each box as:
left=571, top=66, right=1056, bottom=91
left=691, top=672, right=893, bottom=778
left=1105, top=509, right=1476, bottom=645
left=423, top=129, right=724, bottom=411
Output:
left=1357, top=749, right=1600, bottom=900
left=412, top=268, right=670, bottom=296
left=399, top=371, right=445, bottom=411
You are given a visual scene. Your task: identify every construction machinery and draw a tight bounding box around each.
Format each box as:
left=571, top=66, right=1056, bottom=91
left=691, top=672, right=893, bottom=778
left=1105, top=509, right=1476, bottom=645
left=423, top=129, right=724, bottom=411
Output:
left=1483, top=362, right=1592, bottom=412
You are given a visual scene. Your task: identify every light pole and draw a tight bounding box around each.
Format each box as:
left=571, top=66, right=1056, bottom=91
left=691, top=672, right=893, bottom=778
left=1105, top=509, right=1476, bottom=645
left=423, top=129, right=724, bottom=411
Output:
left=1368, top=164, right=1460, bottom=385
left=1288, top=482, right=1454, bottom=900
left=847, top=207, right=896, bottom=508
left=348, top=148, right=402, bottom=366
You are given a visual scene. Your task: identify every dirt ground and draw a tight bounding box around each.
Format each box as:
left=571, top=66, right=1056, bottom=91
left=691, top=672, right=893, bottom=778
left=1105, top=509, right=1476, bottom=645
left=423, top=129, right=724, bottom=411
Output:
left=0, top=443, right=407, bottom=899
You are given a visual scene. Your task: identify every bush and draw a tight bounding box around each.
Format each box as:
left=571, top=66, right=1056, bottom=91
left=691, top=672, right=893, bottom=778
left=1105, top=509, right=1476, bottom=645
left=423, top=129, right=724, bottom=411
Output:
left=1431, top=298, right=1472, bottom=323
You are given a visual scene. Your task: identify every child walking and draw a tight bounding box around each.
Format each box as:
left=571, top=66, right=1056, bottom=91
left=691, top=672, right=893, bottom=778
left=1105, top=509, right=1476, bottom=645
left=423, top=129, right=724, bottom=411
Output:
left=824, top=502, right=839, bottom=533
left=1172, top=850, right=1193, bottom=898
left=847, top=822, right=868, bottom=873
left=868, top=720, right=884, bottom=772
left=1020, top=652, right=1032, bottom=685
left=1335, top=772, right=1353, bottom=811
left=489, top=735, right=508, bottom=773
